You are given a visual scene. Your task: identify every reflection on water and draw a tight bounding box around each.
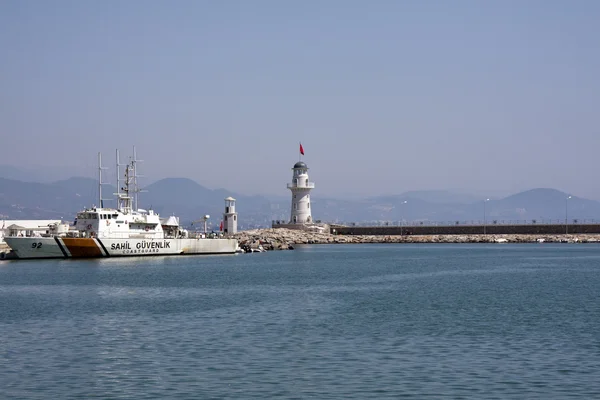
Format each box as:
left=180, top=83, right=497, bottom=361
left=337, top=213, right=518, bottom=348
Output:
left=1, top=244, right=600, bottom=399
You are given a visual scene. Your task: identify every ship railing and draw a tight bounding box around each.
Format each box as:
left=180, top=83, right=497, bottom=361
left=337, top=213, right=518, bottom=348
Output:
left=188, top=232, right=206, bottom=239
left=188, top=232, right=224, bottom=239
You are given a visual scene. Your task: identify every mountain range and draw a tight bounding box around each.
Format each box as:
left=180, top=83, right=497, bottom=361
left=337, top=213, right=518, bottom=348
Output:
left=1, top=175, right=599, bottom=228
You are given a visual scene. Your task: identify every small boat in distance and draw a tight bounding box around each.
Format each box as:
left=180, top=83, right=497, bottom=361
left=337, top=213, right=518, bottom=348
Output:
left=4, top=148, right=238, bottom=259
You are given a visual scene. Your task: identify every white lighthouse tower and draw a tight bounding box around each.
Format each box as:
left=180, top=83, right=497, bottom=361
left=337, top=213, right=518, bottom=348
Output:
left=223, top=197, right=237, bottom=234
left=287, top=161, right=314, bottom=224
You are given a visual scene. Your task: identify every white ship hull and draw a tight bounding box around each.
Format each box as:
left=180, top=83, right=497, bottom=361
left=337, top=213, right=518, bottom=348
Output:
left=4, top=237, right=238, bottom=259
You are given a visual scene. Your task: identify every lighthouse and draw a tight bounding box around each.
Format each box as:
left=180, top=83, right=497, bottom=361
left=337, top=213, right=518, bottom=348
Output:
left=287, top=161, right=315, bottom=224
left=223, top=197, right=237, bottom=234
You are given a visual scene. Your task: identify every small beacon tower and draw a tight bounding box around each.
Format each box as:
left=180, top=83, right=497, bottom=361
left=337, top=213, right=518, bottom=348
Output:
left=223, top=197, right=237, bottom=234
left=287, top=161, right=314, bottom=224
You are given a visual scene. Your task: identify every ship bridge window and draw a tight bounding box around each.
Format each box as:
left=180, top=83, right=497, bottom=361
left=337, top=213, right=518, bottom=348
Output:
left=92, top=214, right=98, bottom=219
left=112, top=214, right=118, bottom=219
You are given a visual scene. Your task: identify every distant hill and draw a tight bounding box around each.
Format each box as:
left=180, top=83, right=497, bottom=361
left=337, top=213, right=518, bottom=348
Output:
left=0, top=164, right=94, bottom=183
left=1, top=175, right=599, bottom=227
left=0, top=177, right=90, bottom=220
left=141, top=178, right=273, bottom=227
left=331, top=188, right=600, bottom=225
left=0, top=176, right=274, bottom=229
left=394, top=190, right=482, bottom=204
left=489, top=188, right=600, bottom=222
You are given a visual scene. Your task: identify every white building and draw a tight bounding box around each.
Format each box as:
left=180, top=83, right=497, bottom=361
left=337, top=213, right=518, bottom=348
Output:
left=223, top=197, right=238, bottom=234
left=288, top=161, right=314, bottom=224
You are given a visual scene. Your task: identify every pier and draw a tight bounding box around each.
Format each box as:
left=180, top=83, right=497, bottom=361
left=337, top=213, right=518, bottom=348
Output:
left=329, top=222, right=600, bottom=236
left=233, top=228, right=600, bottom=252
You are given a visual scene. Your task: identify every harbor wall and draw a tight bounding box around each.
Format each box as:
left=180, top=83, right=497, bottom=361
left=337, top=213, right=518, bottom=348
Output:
left=330, top=224, right=600, bottom=236
left=233, top=228, right=600, bottom=252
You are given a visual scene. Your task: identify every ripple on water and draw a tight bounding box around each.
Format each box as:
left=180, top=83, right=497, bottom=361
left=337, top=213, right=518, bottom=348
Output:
left=1, top=244, right=600, bottom=399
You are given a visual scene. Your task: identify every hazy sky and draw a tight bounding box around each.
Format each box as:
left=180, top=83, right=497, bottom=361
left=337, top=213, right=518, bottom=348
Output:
left=2, top=1, right=599, bottom=199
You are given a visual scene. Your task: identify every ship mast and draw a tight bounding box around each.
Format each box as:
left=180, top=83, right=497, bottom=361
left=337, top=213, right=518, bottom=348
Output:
left=131, top=146, right=146, bottom=212
left=114, top=147, right=145, bottom=214
left=115, top=149, right=132, bottom=214
left=98, top=152, right=109, bottom=208
left=116, top=149, right=121, bottom=206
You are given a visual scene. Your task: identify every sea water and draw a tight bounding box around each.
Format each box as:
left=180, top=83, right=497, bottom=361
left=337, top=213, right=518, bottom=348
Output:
left=1, top=244, right=599, bottom=399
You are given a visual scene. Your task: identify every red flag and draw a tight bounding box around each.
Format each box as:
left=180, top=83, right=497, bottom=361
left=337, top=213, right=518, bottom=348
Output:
left=300, top=143, right=304, bottom=155
left=219, top=221, right=223, bottom=231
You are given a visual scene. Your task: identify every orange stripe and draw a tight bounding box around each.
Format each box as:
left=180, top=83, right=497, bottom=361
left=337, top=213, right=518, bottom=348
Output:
left=61, top=238, right=103, bottom=257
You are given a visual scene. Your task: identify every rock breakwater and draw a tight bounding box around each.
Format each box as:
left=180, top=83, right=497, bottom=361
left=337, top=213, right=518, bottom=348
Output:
left=233, top=228, right=600, bottom=251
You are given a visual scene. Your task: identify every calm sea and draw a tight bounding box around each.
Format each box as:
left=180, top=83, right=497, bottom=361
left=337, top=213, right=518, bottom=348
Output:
left=1, top=244, right=600, bottom=399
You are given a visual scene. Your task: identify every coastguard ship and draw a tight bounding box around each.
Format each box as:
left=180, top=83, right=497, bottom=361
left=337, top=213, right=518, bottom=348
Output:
left=4, top=149, right=238, bottom=259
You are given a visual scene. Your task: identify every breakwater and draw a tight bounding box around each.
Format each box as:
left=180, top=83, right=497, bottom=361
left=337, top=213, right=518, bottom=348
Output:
left=233, top=228, right=600, bottom=252
left=330, top=223, right=600, bottom=236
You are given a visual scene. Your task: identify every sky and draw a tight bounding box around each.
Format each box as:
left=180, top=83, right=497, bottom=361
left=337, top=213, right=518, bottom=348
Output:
left=1, top=0, right=600, bottom=199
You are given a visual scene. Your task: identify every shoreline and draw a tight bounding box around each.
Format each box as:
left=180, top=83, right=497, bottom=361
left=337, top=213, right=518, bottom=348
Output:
left=234, top=228, right=600, bottom=251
